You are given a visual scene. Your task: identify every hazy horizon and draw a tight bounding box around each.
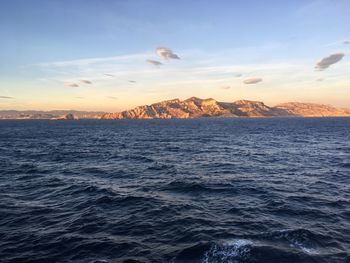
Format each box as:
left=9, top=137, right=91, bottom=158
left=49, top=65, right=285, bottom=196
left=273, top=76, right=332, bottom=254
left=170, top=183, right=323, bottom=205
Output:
left=1, top=96, right=350, bottom=113
left=1, top=0, right=350, bottom=111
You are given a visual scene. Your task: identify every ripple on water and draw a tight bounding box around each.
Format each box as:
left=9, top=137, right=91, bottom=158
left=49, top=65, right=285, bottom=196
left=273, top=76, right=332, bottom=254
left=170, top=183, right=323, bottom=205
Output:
left=0, top=118, right=350, bottom=263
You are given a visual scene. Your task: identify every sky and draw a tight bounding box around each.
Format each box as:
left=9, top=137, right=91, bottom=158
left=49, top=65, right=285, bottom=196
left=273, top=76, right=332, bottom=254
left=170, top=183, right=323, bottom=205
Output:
left=0, top=0, right=349, bottom=111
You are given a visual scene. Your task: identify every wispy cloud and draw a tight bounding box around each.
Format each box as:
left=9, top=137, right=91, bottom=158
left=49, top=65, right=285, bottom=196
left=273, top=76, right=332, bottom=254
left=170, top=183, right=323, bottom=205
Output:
left=243, top=77, right=262, bottom=84
left=106, top=96, right=118, bottom=100
left=80, top=79, right=92, bottom=84
left=146, top=59, right=163, bottom=66
left=156, top=47, right=180, bottom=60
left=64, top=82, right=79, bottom=87
left=0, top=96, right=14, bottom=99
left=323, top=39, right=350, bottom=47
left=220, top=86, right=231, bottom=90
left=38, top=53, right=151, bottom=67
left=104, top=73, right=115, bottom=77
left=315, top=53, right=345, bottom=71
left=33, top=43, right=349, bottom=99
left=35, top=46, right=309, bottom=88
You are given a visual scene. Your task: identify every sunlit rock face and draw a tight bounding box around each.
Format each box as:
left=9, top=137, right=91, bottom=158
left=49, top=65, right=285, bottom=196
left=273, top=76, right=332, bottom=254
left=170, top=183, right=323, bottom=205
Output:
left=101, top=97, right=350, bottom=119
left=102, top=97, right=233, bottom=119
left=275, top=102, right=350, bottom=117
left=56, top=113, right=79, bottom=120
left=219, top=100, right=282, bottom=117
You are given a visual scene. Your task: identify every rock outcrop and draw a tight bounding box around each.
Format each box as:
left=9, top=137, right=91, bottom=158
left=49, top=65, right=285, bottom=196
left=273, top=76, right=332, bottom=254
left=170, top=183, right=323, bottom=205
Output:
left=101, top=97, right=350, bottom=119
left=55, top=113, right=79, bottom=120
left=274, top=102, right=350, bottom=117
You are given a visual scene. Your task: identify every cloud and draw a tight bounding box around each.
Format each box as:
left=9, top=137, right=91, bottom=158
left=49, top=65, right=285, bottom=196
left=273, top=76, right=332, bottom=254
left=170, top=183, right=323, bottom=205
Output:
left=146, top=59, right=163, bottom=66
left=243, top=77, right=262, bottom=84
left=128, top=80, right=136, bottom=83
left=315, top=53, right=345, bottom=71
left=220, top=86, right=231, bottom=90
left=80, top=79, right=92, bottom=84
left=235, top=73, right=242, bottom=78
left=316, top=78, right=324, bottom=82
left=344, top=41, right=350, bottom=45
left=0, top=95, right=14, bottom=99
left=37, top=53, right=150, bottom=67
left=64, top=82, right=79, bottom=87
left=104, top=74, right=115, bottom=77
left=156, top=47, right=180, bottom=60
left=106, top=96, right=118, bottom=100
left=74, top=96, right=84, bottom=99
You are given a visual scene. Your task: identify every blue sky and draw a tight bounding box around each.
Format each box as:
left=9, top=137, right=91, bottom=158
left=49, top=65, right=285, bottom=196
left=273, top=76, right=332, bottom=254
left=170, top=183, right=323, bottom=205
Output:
left=0, top=0, right=349, bottom=111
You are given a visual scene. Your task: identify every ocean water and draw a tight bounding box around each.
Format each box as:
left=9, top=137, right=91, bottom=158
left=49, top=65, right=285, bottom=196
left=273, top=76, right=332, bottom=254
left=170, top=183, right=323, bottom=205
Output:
left=0, top=118, right=349, bottom=263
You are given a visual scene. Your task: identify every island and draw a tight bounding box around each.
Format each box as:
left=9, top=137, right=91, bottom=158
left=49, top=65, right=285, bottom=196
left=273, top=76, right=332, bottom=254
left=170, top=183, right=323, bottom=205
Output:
left=101, top=97, right=350, bottom=119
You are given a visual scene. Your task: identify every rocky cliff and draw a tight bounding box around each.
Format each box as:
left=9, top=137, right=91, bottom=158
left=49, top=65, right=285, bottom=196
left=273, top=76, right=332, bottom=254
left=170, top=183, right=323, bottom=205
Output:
left=55, top=113, right=79, bottom=120
left=274, top=102, right=350, bottom=117
left=101, top=97, right=350, bottom=119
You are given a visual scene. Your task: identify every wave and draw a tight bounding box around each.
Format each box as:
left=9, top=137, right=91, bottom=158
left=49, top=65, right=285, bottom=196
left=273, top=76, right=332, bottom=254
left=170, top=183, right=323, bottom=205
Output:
left=203, top=239, right=252, bottom=263
left=1, top=118, right=350, bottom=262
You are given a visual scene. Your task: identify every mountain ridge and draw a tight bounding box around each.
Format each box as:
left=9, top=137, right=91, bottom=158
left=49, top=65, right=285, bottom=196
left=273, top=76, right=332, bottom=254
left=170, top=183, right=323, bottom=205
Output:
left=101, top=97, right=350, bottom=119
left=1, top=98, right=349, bottom=119
left=0, top=110, right=105, bottom=120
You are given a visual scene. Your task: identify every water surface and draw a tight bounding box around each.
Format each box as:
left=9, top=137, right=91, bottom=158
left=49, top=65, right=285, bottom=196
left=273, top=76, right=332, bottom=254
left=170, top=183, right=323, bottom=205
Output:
left=0, top=118, right=349, bottom=262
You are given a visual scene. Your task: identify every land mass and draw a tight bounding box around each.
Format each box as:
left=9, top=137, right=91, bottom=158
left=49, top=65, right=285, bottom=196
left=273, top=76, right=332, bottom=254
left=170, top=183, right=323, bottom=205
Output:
left=0, top=110, right=104, bottom=120
left=54, top=113, right=79, bottom=120
left=101, top=97, right=350, bottom=119
left=1, top=97, right=349, bottom=120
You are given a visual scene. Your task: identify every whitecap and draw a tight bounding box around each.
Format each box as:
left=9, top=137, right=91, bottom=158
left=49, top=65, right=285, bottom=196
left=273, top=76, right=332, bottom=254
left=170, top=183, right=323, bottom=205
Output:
left=202, top=239, right=252, bottom=263
left=90, top=260, right=108, bottom=263
left=289, top=239, right=319, bottom=255
left=271, top=229, right=319, bottom=255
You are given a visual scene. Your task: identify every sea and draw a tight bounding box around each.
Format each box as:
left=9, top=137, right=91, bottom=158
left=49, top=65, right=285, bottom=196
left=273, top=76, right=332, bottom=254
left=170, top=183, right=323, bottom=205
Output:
left=0, top=118, right=349, bottom=263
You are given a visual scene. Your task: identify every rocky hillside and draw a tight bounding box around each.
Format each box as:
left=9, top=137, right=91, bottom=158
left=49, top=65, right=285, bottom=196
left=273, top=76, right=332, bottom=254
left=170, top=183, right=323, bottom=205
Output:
left=274, top=102, right=350, bottom=117
left=54, top=113, right=79, bottom=120
left=0, top=110, right=105, bottom=120
left=101, top=97, right=350, bottom=119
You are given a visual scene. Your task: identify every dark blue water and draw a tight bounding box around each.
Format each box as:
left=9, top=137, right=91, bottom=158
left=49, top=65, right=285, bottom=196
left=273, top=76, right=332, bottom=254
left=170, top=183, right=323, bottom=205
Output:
left=0, top=118, right=349, bottom=263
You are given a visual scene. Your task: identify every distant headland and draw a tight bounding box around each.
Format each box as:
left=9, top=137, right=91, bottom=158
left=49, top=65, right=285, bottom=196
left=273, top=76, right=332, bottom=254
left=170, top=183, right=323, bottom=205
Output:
left=1, top=97, right=350, bottom=120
